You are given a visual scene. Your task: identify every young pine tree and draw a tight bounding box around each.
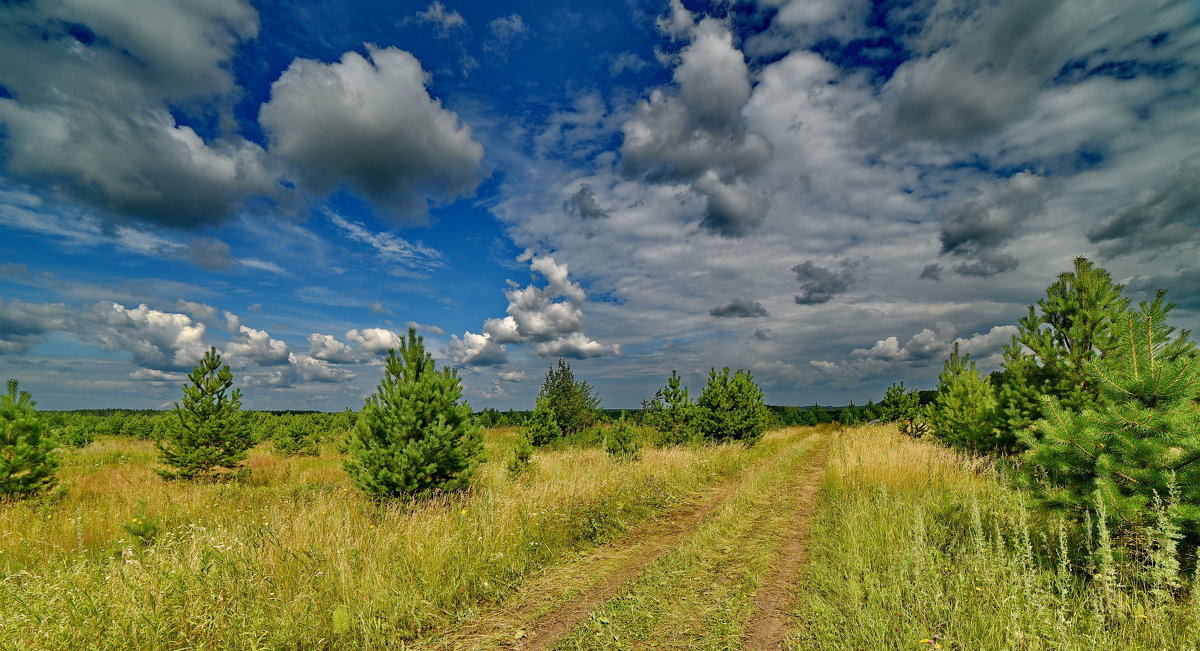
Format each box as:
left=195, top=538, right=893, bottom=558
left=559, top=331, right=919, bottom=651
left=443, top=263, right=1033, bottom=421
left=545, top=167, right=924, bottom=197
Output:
left=604, top=414, right=640, bottom=461
left=524, top=397, right=562, bottom=446
left=697, top=367, right=769, bottom=445
left=880, top=382, right=926, bottom=436
left=506, top=428, right=535, bottom=476
left=0, top=379, right=59, bottom=499
left=158, top=347, right=252, bottom=480
left=997, top=257, right=1128, bottom=451
left=1023, top=291, right=1200, bottom=541
left=925, top=344, right=999, bottom=452
left=642, top=370, right=699, bottom=445
left=345, top=328, right=484, bottom=500
left=538, top=358, right=600, bottom=435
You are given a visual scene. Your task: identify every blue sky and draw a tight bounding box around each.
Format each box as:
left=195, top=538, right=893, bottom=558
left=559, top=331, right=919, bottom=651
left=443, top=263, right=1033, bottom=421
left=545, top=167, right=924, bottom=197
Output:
left=1, top=0, right=1198, bottom=411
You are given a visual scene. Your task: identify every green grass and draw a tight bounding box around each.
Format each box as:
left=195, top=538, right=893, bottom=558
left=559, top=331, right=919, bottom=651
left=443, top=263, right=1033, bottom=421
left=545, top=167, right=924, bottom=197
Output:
left=0, top=428, right=793, bottom=650
left=789, top=425, right=1200, bottom=650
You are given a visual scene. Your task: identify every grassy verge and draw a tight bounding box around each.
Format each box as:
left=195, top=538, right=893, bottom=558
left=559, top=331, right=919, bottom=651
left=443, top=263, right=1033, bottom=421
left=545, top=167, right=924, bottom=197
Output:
left=0, top=428, right=789, bottom=649
left=789, top=425, right=1200, bottom=650
left=551, top=431, right=824, bottom=650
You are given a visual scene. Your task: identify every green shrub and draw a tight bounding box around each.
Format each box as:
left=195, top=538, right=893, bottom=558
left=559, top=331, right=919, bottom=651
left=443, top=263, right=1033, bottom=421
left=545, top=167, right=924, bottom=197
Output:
left=642, top=370, right=700, bottom=445
left=696, top=367, right=768, bottom=445
left=506, top=428, right=535, bottom=476
left=604, top=417, right=640, bottom=461
left=925, top=344, right=999, bottom=451
left=0, top=379, right=60, bottom=500
left=345, top=328, right=484, bottom=500
left=273, top=418, right=319, bottom=456
left=524, top=397, right=562, bottom=446
left=537, top=358, right=600, bottom=435
left=1022, top=291, right=1200, bottom=544
left=157, top=347, right=252, bottom=480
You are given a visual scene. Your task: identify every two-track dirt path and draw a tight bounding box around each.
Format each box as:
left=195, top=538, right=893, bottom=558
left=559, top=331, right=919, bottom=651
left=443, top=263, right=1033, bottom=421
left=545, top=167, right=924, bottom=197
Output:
left=419, top=428, right=830, bottom=650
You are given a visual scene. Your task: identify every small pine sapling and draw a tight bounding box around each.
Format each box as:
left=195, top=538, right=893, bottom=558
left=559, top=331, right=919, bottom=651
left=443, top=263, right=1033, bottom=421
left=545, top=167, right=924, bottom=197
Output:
left=345, top=328, right=485, bottom=500
left=880, top=382, right=926, bottom=436
left=925, top=344, right=999, bottom=451
left=604, top=414, right=640, bottom=461
left=273, top=418, right=319, bottom=456
left=506, top=428, right=535, bottom=476
left=524, top=398, right=562, bottom=446
left=0, top=379, right=60, bottom=500
left=538, top=358, right=600, bottom=435
left=157, top=347, right=252, bottom=480
left=642, top=370, right=699, bottom=445
left=697, top=367, right=769, bottom=445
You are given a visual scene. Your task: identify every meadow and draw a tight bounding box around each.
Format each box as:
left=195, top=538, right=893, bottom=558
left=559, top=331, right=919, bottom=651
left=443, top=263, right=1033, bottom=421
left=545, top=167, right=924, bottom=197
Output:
left=3, top=422, right=1199, bottom=649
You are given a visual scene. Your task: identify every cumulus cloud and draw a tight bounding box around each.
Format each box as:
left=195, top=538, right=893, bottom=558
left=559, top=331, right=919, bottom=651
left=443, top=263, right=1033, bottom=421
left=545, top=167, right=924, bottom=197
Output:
left=289, top=353, right=355, bottom=383
left=563, top=185, right=609, bottom=219
left=792, top=259, right=859, bottom=305
left=497, top=370, right=527, bottom=382
left=413, top=2, right=467, bottom=35
left=447, top=331, right=508, bottom=366
left=711, top=297, right=769, bottom=318
left=1088, top=157, right=1200, bottom=258
left=534, top=333, right=620, bottom=359
left=0, top=298, right=67, bottom=354
left=225, top=326, right=290, bottom=367
left=308, top=333, right=360, bottom=363
left=620, top=15, right=772, bottom=236
left=813, top=324, right=1017, bottom=381
left=0, top=0, right=284, bottom=227
left=260, top=44, right=485, bottom=222
left=919, top=263, right=943, bottom=281
left=482, top=252, right=587, bottom=344
left=345, top=328, right=402, bottom=355
left=174, top=300, right=240, bottom=332
left=82, top=303, right=209, bottom=371
left=938, top=172, right=1049, bottom=277
left=753, top=328, right=776, bottom=341
left=449, top=251, right=616, bottom=366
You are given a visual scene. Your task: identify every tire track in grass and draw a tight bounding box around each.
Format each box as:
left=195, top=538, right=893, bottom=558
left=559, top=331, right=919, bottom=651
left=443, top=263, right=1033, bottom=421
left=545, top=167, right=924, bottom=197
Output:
left=421, top=429, right=821, bottom=651
left=548, top=432, right=828, bottom=650
left=740, top=439, right=830, bottom=650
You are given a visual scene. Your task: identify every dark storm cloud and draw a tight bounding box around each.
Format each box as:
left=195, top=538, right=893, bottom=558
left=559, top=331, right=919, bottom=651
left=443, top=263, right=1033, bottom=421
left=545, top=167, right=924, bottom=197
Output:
left=564, top=184, right=608, bottom=219
left=710, top=297, right=769, bottom=318
left=919, top=263, right=943, bottom=281
left=792, top=259, right=859, bottom=305
left=1088, top=158, right=1200, bottom=258
left=938, top=172, right=1048, bottom=277
left=753, top=328, right=776, bottom=341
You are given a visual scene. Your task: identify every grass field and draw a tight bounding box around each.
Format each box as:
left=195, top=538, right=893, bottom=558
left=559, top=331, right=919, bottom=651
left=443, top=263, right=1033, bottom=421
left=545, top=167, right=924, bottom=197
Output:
left=3, top=424, right=1199, bottom=649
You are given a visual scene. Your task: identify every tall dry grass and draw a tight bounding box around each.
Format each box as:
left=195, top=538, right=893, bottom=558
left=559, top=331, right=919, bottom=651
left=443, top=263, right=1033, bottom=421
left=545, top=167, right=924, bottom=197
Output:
left=0, top=427, right=807, bottom=649
left=790, top=425, right=1200, bottom=650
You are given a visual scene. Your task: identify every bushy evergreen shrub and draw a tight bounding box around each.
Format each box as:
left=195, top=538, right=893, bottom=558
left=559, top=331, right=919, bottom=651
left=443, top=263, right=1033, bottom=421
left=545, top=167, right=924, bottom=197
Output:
left=506, top=428, right=535, bottom=476
left=345, top=328, right=484, bottom=500
left=157, top=347, right=252, bottom=480
left=696, top=367, right=768, bottom=445
left=0, top=379, right=59, bottom=499
left=273, top=417, right=319, bottom=456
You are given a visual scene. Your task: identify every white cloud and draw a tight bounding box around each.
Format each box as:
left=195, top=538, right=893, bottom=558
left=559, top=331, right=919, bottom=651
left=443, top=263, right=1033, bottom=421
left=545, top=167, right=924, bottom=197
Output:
left=534, top=333, right=620, bottom=359
left=327, top=210, right=446, bottom=274
left=82, top=303, right=209, bottom=371
left=345, top=328, right=402, bottom=355
left=260, top=44, right=485, bottom=222
left=308, top=333, right=360, bottom=363
left=225, top=325, right=290, bottom=367
left=414, top=2, right=467, bottom=35
left=0, top=0, right=284, bottom=227
left=447, top=331, right=508, bottom=366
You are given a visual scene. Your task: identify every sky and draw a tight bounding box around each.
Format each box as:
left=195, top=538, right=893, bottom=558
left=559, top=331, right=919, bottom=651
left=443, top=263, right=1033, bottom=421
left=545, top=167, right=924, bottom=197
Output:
left=1, top=0, right=1198, bottom=411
